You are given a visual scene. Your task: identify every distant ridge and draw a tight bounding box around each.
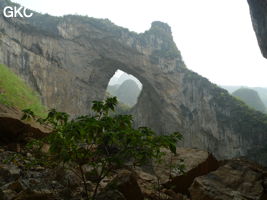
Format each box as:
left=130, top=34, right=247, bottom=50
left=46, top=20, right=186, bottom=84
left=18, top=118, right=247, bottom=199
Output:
left=107, top=79, right=141, bottom=107
left=232, top=88, right=266, bottom=113
left=221, top=85, right=267, bottom=108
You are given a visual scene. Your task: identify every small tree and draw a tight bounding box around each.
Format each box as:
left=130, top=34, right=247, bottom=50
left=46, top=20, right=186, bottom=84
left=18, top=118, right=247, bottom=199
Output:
left=23, top=97, right=183, bottom=200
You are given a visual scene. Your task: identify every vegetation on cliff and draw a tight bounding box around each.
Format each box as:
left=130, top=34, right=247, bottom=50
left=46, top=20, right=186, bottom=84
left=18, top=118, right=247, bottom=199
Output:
left=183, top=70, right=267, bottom=133
left=0, top=64, right=46, bottom=116
left=232, top=88, right=266, bottom=113
left=183, top=70, right=267, bottom=164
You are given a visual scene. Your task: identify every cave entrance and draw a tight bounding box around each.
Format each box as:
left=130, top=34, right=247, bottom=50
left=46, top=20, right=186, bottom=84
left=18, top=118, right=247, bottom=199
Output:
left=106, top=69, right=143, bottom=113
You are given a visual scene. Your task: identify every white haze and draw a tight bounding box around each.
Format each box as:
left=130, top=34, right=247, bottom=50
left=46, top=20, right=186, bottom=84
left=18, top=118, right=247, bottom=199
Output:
left=108, top=70, right=143, bottom=90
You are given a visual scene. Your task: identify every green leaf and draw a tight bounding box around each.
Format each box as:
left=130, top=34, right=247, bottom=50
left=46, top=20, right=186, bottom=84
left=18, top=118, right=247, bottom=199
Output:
left=23, top=96, right=184, bottom=199
left=169, top=143, right=177, bottom=154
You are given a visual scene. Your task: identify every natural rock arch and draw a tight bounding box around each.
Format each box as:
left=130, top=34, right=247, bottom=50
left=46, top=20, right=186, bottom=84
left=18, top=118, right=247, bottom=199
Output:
left=1, top=0, right=267, bottom=164
left=86, top=58, right=165, bottom=132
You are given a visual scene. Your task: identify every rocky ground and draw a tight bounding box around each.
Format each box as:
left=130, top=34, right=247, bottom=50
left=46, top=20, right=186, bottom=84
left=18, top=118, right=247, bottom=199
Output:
left=1, top=104, right=267, bottom=200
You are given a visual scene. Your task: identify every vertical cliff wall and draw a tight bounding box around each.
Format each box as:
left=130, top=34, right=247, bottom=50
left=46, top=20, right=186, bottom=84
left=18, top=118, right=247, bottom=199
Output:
left=1, top=0, right=267, bottom=165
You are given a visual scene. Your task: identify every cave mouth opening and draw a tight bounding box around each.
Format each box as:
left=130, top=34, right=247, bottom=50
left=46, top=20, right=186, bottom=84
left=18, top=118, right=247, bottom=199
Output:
left=106, top=69, right=143, bottom=113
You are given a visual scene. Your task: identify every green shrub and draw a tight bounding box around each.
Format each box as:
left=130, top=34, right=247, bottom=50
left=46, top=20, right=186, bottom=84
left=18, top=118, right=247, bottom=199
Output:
left=23, top=97, right=183, bottom=199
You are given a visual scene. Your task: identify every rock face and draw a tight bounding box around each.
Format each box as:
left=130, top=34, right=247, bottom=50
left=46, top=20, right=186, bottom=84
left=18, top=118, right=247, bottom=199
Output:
left=0, top=1, right=267, bottom=164
left=189, top=159, right=267, bottom=200
left=247, top=0, right=267, bottom=59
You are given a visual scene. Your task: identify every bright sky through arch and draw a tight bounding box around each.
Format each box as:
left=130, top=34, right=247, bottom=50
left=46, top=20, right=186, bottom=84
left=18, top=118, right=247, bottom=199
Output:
left=12, top=0, right=267, bottom=87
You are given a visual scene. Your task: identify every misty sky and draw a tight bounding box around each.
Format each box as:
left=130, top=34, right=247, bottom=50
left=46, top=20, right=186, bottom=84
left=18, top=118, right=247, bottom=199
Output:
left=11, top=0, right=267, bottom=87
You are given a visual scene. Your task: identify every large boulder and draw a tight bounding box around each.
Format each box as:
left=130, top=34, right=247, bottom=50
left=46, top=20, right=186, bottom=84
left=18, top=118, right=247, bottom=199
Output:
left=160, top=148, right=219, bottom=195
left=0, top=104, right=50, bottom=145
left=135, top=148, right=219, bottom=198
left=98, top=170, right=144, bottom=200
left=189, top=159, right=267, bottom=200
left=154, top=148, right=218, bottom=182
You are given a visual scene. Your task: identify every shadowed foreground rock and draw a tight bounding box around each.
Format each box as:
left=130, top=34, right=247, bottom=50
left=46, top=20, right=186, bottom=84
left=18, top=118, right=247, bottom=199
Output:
left=136, top=148, right=219, bottom=198
left=1, top=144, right=266, bottom=200
left=163, top=148, right=219, bottom=195
left=189, top=159, right=267, bottom=200
left=97, top=170, right=143, bottom=200
left=0, top=104, right=50, bottom=146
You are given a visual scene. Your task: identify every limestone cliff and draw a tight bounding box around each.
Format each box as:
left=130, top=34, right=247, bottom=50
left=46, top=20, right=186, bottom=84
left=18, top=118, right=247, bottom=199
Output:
left=247, top=0, right=267, bottom=59
left=0, top=0, right=267, bottom=165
